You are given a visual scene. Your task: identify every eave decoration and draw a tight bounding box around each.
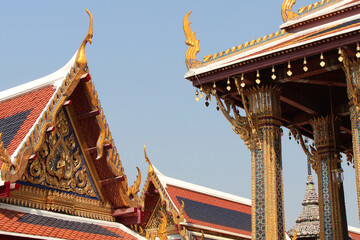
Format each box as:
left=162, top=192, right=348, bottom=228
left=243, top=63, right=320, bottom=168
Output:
left=183, top=11, right=201, bottom=70
left=281, top=0, right=298, bottom=22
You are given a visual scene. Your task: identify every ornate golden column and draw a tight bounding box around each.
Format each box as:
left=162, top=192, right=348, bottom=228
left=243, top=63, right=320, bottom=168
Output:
left=310, top=116, right=347, bottom=240
left=291, top=115, right=348, bottom=240
left=245, top=86, right=284, bottom=240
left=205, top=84, right=284, bottom=240
left=342, top=53, right=360, bottom=224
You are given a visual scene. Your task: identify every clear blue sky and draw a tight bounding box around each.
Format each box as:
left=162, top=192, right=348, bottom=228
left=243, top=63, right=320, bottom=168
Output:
left=0, top=0, right=358, bottom=230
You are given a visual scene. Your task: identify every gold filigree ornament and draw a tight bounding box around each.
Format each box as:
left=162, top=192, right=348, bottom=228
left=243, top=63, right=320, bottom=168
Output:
left=289, top=127, right=320, bottom=173
left=0, top=133, right=11, bottom=167
left=76, top=8, right=93, bottom=70
left=281, top=0, right=298, bottom=22
left=157, top=211, right=169, bottom=240
left=21, top=110, right=96, bottom=198
left=183, top=11, right=201, bottom=69
left=202, top=83, right=259, bottom=150
left=127, top=166, right=141, bottom=200
left=341, top=49, right=360, bottom=121
left=178, top=200, right=185, bottom=220
left=144, top=143, right=154, bottom=176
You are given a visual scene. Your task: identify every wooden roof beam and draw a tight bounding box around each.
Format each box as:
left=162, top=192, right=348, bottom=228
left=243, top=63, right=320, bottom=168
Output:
left=281, top=89, right=321, bottom=115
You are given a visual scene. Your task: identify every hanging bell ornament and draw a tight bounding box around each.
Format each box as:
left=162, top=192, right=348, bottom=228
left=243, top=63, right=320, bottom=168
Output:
left=255, top=70, right=261, bottom=84
left=338, top=48, right=344, bottom=62
left=320, top=53, right=325, bottom=67
left=226, top=78, right=231, bottom=91
left=287, top=62, right=292, bottom=76
left=356, top=43, right=360, bottom=58
left=271, top=66, right=276, bottom=80
left=303, top=57, right=308, bottom=72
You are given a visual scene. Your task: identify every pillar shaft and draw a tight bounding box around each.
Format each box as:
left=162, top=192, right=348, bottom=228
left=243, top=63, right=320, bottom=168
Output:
left=310, top=116, right=348, bottom=240
left=246, top=86, right=284, bottom=240
left=343, top=57, right=360, bottom=224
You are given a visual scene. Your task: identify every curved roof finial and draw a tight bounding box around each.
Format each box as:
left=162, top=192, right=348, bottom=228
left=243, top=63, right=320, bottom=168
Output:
left=76, top=8, right=93, bottom=69
left=183, top=11, right=200, bottom=69
left=144, top=143, right=154, bottom=176
left=281, top=0, right=298, bottom=22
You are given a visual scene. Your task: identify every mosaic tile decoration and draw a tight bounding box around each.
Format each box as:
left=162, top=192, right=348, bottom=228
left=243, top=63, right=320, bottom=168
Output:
left=321, top=158, right=333, bottom=240
left=274, top=134, right=284, bottom=239
left=254, top=132, right=266, bottom=240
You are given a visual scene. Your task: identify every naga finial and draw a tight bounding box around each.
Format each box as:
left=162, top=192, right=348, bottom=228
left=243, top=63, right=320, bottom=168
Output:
left=178, top=200, right=185, bottom=220
left=157, top=211, right=168, bottom=240
left=281, top=0, right=298, bottom=22
left=127, top=167, right=141, bottom=198
left=183, top=11, right=201, bottom=69
left=76, top=8, right=93, bottom=69
left=144, top=143, right=154, bottom=176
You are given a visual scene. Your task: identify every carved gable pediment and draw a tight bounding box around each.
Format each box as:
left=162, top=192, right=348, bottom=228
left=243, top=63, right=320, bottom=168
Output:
left=2, top=108, right=113, bottom=221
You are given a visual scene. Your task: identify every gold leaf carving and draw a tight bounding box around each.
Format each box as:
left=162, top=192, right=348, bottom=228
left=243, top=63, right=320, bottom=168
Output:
left=183, top=11, right=201, bottom=69
left=76, top=9, right=93, bottom=69
left=157, top=211, right=168, bottom=240
left=22, top=110, right=96, bottom=198
left=281, top=0, right=298, bottom=22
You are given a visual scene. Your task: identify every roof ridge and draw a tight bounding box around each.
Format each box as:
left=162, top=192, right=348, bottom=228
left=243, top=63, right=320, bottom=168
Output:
left=156, top=170, right=251, bottom=206
left=297, top=0, right=340, bottom=16
left=202, top=29, right=287, bottom=64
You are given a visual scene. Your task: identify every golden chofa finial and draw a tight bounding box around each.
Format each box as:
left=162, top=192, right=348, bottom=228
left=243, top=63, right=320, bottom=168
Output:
left=76, top=8, right=93, bottom=69
left=183, top=11, right=201, bottom=69
left=144, top=143, right=154, bottom=176
left=281, top=0, right=298, bottom=22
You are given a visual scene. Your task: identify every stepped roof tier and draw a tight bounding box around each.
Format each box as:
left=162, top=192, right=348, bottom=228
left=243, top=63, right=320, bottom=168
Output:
left=288, top=166, right=320, bottom=239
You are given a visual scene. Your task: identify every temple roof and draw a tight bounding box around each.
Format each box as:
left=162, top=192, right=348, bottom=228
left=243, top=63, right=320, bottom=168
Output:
left=140, top=164, right=252, bottom=240
left=0, top=53, right=77, bottom=163
left=0, top=203, right=145, bottom=240
left=184, top=0, right=360, bottom=78
left=0, top=9, right=140, bottom=222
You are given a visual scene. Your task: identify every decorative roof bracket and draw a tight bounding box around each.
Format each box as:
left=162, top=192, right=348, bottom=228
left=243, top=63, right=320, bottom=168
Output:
left=203, top=84, right=260, bottom=150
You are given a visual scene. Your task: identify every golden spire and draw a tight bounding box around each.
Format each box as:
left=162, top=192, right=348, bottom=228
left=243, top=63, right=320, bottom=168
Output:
left=183, top=11, right=200, bottom=69
left=144, top=143, right=154, bottom=176
left=76, top=8, right=93, bottom=69
left=281, top=0, right=298, bottom=22
left=157, top=211, right=168, bottom=240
